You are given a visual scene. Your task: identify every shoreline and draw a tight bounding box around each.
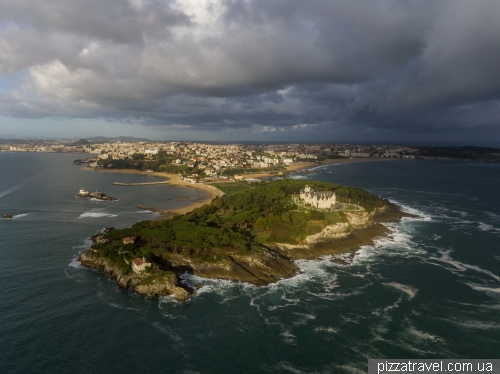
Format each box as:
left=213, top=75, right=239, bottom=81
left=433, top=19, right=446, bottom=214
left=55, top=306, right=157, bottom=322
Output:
left=82, top=158, right=398, bottom=213
left=237, top=157, right=399, bottom=179
left=82, top=167, right=224, bottom=215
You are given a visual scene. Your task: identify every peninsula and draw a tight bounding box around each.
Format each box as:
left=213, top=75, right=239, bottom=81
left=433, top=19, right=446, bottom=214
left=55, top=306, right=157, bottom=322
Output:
left=79, top=179, right=415, bottom=301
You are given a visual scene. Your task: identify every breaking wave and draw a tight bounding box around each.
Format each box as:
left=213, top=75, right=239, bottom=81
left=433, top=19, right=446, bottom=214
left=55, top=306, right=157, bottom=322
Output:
left=78, top=212, right=118, bottom=218
left=286, top=174, right=310, bottom=180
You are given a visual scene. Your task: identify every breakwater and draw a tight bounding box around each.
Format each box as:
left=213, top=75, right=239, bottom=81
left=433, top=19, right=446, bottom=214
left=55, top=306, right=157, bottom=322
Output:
left=137, top=205, right=179, bottom=216
left=112, top=181, right=170, bottom=186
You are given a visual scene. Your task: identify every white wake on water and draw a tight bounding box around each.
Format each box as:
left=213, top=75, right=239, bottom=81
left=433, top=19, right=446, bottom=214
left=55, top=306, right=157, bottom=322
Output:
left=12, top=213, right=29, bottom=219
left=0, top=171, right=45, bottom=199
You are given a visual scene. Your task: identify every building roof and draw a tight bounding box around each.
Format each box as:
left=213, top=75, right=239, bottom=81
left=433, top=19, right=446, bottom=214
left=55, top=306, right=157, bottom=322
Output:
left=132, top=257, right=150, bottom=266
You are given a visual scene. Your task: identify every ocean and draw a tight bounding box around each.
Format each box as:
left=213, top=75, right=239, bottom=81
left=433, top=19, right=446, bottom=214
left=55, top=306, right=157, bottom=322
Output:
left=1, top=153, right=499, bottom=373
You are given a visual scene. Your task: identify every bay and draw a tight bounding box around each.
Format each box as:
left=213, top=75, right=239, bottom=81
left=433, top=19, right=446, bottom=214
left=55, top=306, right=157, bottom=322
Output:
left=1, top=153, right=499, bottom=373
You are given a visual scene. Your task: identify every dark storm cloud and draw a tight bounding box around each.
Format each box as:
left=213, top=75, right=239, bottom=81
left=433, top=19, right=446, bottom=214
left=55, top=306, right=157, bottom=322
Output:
left=0, top=0, right=499, bottom=139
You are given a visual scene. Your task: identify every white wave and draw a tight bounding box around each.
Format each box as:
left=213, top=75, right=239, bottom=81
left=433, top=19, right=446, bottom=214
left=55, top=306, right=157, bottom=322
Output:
left=107, top=303, right=140, bottom=312
left=383, top=282, right=418, bottom=300
left=340, top=314, right=361, bottom=324
left=332, top=365, right=365, bottom=374
left=78, top=212, right=118, bottom=218
left=383, top=337, right=437, bottom=355
left=351, top=225, right=424, bottom=267
left=388, top=199, right=431, bottom=221
left=12, top=213, right=29, bottom=219
left=307, top=165, right=330, bottom=171
left=448, top=300, right=500, bottom=310
left=69, top=254, right=84, bottom=269
left=268, top=296, right=301, bottom=311
left=179, top=272, right=257, bottom=298
left=431, top=234, right=441, bottom=241
left=314, top=326, right=339, bottom=334
left=280, top=329, right=296, bottom=345
left=152, top=322, right=183, bottom=342
left=486, top=211, right=500, bottom=220
left=64, top=269, right=74, bottom=279
left=291, top=312, right=316, bottom=325
left=429, top=249, right=500, bottom=282
left=372, top=295, right=403, bottom=317
left=293, top=257, right=337, bottom=280
left=440, top=317, right=500, bottom=330
left=406, top=325, right=441, bottom=341
left=275, top=361, right=309, bottom=374
left=286, top=174, right=309, bottom=180
left=465, top=283, right=500, bottom=295
left=478, top=222, right=500, bottom=233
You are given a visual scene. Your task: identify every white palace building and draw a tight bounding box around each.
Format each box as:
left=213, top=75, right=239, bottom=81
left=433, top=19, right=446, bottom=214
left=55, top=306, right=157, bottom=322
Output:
left=299, top=185, right=336, bottom=209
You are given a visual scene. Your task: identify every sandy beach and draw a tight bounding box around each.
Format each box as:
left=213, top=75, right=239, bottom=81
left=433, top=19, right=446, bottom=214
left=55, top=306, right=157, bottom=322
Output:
left=82, top=167, right=224, bottom=215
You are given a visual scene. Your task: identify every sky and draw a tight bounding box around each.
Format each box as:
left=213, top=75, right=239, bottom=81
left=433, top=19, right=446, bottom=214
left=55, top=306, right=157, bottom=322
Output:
left=0, top=0, right=500, bottom=143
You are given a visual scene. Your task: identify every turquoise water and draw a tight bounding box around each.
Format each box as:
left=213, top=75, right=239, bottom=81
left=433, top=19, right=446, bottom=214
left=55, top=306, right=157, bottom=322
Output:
left=1, top=154, right=499, bottom=373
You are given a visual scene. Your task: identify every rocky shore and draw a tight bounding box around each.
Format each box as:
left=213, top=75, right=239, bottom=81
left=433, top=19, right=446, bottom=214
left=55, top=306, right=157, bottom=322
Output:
left=78, top=251, right=190, bottom=301
left=268, top=201, right=414, bottom=259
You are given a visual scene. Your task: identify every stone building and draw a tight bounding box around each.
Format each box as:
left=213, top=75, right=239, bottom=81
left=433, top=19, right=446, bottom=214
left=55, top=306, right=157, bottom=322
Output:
left=131, top=257, right=151, bottom=274
left=299, top=185, right=336, bottom=209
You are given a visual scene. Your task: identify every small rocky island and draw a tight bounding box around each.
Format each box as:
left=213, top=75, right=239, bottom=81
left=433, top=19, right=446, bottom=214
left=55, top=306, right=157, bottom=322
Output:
left=78, top=180, right=415, bottom=301
left=77, top=189, right=117, bottom=201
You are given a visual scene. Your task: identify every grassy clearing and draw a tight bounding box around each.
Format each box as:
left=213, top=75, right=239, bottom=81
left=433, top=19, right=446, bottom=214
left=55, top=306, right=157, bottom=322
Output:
left=253, top=230, right=271, bottom=242
left=305, top=220, right=326, bottom=235
left=324, top=211, right=346, bottom=224
left=211, top=182, right=253, bottom=195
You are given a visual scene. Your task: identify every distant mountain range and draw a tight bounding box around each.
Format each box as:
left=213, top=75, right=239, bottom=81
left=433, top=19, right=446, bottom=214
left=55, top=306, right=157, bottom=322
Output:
left=83, top=136, right=150, bottom=143
left=0, top=136, right=151, bottom=144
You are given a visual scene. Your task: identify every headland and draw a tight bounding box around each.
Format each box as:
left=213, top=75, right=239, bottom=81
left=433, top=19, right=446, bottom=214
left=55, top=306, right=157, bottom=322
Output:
left=78, top=179, right=416, bottom=301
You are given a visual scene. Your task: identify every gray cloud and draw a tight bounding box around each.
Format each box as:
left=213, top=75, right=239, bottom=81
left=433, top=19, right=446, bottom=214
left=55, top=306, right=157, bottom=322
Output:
left=0, top=0, right=499, bottom=140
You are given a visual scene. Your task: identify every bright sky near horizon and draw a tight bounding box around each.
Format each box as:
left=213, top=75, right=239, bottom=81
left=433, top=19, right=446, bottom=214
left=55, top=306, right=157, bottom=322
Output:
left=0, top=0, right=500, bottom=143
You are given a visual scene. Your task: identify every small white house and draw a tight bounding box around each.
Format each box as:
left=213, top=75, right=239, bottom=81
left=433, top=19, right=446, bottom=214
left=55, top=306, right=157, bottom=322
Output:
left=131, top=257, right=151, bottom=274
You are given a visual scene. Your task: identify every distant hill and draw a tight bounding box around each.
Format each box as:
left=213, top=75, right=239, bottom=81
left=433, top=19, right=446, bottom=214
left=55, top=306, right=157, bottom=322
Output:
left=0, top=138, right=37, bottom=144
left=86, top=136, right=150, bottom=143
left=71, top=139, right=90, bottom=146
left=416, top=146, right=500, bottom=161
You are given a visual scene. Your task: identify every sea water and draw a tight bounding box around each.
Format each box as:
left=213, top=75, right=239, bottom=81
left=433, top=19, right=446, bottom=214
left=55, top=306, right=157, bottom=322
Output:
left=1, top=154, right=499, bottom=373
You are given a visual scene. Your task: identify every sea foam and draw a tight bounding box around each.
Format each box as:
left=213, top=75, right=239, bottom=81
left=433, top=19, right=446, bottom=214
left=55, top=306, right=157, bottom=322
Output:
left=78, top=212, right=118, bottom=218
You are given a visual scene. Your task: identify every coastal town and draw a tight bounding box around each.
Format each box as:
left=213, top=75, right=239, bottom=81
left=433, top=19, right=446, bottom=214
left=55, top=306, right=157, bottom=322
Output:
left=0, top=139, right=417, bottom=159
left=1, top=138, right=418, bottom=180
